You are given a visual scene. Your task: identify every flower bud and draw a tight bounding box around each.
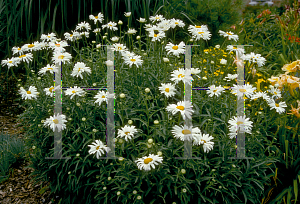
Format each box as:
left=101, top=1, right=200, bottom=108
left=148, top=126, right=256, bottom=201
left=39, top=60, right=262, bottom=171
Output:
left=215, top=45, right=220, bottom=49
left=136, top=36, right=141, bottom=40
left=76, top=103, right=81, bottom=106
left=82, top=117, right=86, bottom=121
left=154, top=120, right=159, bottom=124
left=148, top=138, right=153, bottom=144
left=163, top=58, right=169, bottom=63
left=108, top=177, right=112, bottom=181
left=133, top=190, right=137, bottom=194
left=92, top=41, right=96, bottom=43
left=120, top=93, right=125, bottom=98
left=128, top=120, right=133, bottom=125
left=118, top=20, right=123, bottom=25
left=157, top=151, right=162, bottom=156
left=181, top=169, right=186, bottom=174
left=118, top=157, right=124, bottom=161
left=145, top=88, right=150, bottom=93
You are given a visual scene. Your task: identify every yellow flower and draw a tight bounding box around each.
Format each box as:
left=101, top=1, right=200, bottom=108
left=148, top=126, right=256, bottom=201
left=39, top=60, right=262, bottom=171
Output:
left=220, top=72, right=224, bottom=74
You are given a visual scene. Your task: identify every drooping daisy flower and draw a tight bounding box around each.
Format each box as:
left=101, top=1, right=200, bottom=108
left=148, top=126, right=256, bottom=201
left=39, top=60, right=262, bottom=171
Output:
left=1, top=57, right=20, bottom=69
left=169, top=18, right=185, bottom=28
left=166, top=100, right=194, bottom=120
left=218, top=30, right=239, bottom=42
left=171, top=124, right=201, bottom=142
left=206, top=85, right=225, bottom=97
left=124, top=12, right=131, bottom=17
left=76, top=21, right=91, bottom=32
left=88, top=140, right=111, bottom=159
left=196, top=133, right=214, bottom=153
left=158, top=83, right=176, bottom=98
left=65, top=86, right=86, bottom=99
left=165, top=41, right=185, bottom=57
left=137, top=18, right=146, bottom=23
left=241, top=52, right=266, bottom=67
left=21, top=41, right=42, bottom=52
left=250, top=91, right=271, bottom=102
left=149, top=14, right=165, bottom=22
left=188, top=24, right=209, bottom=34
left=267, top=99, right=287, bottom=114
left=231, top=84, right=256, bottom=100
left=64, top=32, right=78, bottom=41
left=220, top=59, right=227, bottom=65
left=135, top=154, right=163, bottom=171
left=156, top=19, right=171, bottom=32
left=226, top=45, right=245, bottom=56
left=102, top=21, right=118, bottom=31
left=93, top=28, right=101, bottom=34
left=123, top=55, right=143, bottom=68
left=268, top=87, right=282, bottom=99
left=43, top=113, right=67, bottom=132
left=52, top=51, right=72, bottom=64
left=117, top=125, right=138, bottom=142
left=40, top=33, right=57, bottom=42
left=94, top=90, right=116, bottom=106
left=38, top=64, right=59, bottom=75
left=11, top=46, right=25, bottom=56
left=79, top=31, right=89, bottom=38
left=89, top=12, right=104, bottom=24
left=19, top=86, right=39, bottom=100
left=44, top=85, right=60, bottom=97
left=170, top=68, right=193, bottom=85
left=70, top=62, right=92, bottom=79
left=120, top=50, right=135, bottom=59
left=127, top=28, right=137, bottom=35
left=18, top=53, right=33, bottom=63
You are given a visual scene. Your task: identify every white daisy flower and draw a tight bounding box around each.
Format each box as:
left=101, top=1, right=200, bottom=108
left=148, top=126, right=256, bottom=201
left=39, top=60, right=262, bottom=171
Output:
left=38, top=41, right=49, bottom=50
left=158, top=83, right=176, bottom=98
left=267, top=99, right=287, bottom=114
left=241, top=52, right=266, bottom=67
left=228, top=115, right=253, bottom=133
left=148, top=30, right=166, bottom=42
left=48, top=40, right=69, bottom=52
left=93, top=28, right=102, bottom=34
left=18, top=53, right=33, bottom=63
left=52, top=51, right=72, bottom=64
left=191, top=29, right=212, bottom=41
left=224, top=73, right=238, bottom=81
left=102, top=21, right=118, bottom=31
left=110, top=43, right=127, bottom=53
left=120, top=50, right=135, bottom=59
left=70, top=62, right=92, bottom=79
left=157, top=19, right=171, bottom=32
left=196, top=133, right=214, bottom=153
left=124, top=12, right=131, bottom=17
left=231, top=84, right=256, bottom=100
left=117, top=125, right=138, bottom=142
left=218, top=30, right=239, bottom=42
left=123, top=55, right=143, bottom=68
left=21, top=41, right=42, bottom=52
left=127, top=28, right=137, bottom=35
left=88, top=140, right=111, bottom=159
left=40, top=33, right=57, bottom=42
left=137, top=17, right=146, bottom=23
left=166, top=100, right=194, bottom=120
left=220, top=59, right=227, bottom=65
left=76, top=21, right=91, bottom=32
left=170, top=68, right=193, bottom=85
left=250, top=91, right=271, bottom=102
left=135, top=154, right=163, bottom=171
left=190, top=68, right=201, bottom=75
left=111, top=36, right=119, bottom=42
left=169, top=18, right=185, bottom=28
left=165, top=41, right=185, bottom=57
left=94, top=90, right=116, bottom=106
left=19, top=86, right=39, bottom=100
left=11, top=46, right=25, bottom=56
left=206, top=85, right=225, bottom=97
left=226, top=45, right=245, bottom=56
left=89, top=12, right=104, bottom=24
left=188, top=24, right=209, bottom=34
left=171, top=124, right=201, bottom=142
left=44, top=85, right=60, bottom=97
left=149, top=15, right=165, bottom=22
left=65, top=86, right=86, bottom=99
left=79, top=31, right=89, bottom=38
left=1, top=57, right=20, bottom=69
left=43, top=113, right=67, bottom=132
left=64, top=32, right=77, bottom=41
left=38, top=64, right=59, bottom=75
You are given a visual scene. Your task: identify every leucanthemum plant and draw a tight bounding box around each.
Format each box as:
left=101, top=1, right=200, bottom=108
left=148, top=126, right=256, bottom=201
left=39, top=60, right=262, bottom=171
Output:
left=3, top=10, right=299, bottom=204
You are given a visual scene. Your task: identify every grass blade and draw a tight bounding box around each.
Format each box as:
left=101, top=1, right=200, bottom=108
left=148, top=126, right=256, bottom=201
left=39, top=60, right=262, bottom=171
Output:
left=52, top=2, right=59, bottom=32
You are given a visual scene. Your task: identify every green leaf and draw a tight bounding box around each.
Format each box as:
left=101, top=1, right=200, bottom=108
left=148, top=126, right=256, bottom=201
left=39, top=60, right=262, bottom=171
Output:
left=39, top=185, right=49, bottom=195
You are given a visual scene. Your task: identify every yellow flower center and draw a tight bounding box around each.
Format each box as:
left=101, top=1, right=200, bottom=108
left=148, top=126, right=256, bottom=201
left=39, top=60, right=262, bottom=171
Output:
left=58, top=55, right=64, bottom=59
left=195, top=26, right=201, bottom=28
left=198, top=32, right=204, bottom=34
left=233, top=47, right=237, bottom=49
left=274, top=92, right=277, bottom=95
left=237, top=121, right=243, bottom=125
left=49, top=87, right=54, bottom=92
left=175, top=22, right=179, bottom=24
left=19, top=55, right=26, bottom=58
left=213, top=90, right=218, bottom=92
left=47, top=36, right=50, bottom=38
left=172, top=46, right=178, bottom=50
left=47, top=68, right=53, bottom=70
left=95, top=16, right=98, bottom=19
left=26, top=91, right=31, bottom=94
left=118, top=47, right=122, bottom=50
left=70, top=34, right=73, bottom=37
left=28, top=44, right=34, bottom=48
left=125, top=132, right=130, bottom=135
left=108, top=24, right=112, bottom=26
left=8, top=61, right=12, bottom=63
left=226, top=32, right=232, bottom=35
left=178, top=74, right=185, bottom=78
left=131, top=59, right=136, bottom=62
left=182, top=129, right=191, bottom=134
left=72, top=90, right=76, bottom=93
left=239, top=89, right=246, bottom=92
left=18, top=48, right=21, bottom=50
left=53, top=119, right=59, bottom=124
left=201, top=139, right=206, bottom=143
left=176, top=106, right=184, bottom=111
left=155, top=17, right=159, bottom=19
left=78, top=68, right=81, bottom=71
left=55, top=44, right=61, bottom=47
left=154, top=34, right=158, bottom=37
left=144, top=158, right=153, bottom=164
left=96, top=146, right=100, bottom=150
left=275, top=103, right=279, bottom=107
left=165, top=88, right=169, bottom=92
left=102, top=95, right=105, bottom=98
